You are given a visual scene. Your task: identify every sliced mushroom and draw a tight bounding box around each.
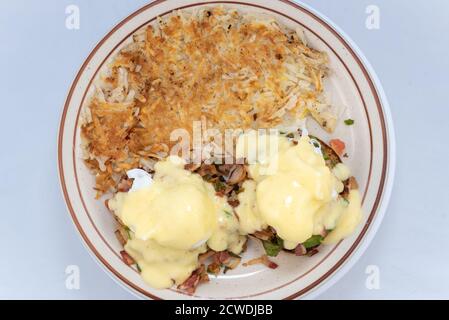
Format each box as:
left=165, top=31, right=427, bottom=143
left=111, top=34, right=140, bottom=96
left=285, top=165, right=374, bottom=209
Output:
left=184, top=162, right=201, bottom=172
left=252, top=229, right=275, bottom=241
left=226, top=165, right=247, bottom=185
left=223, top=254, right=241, bottom=270
left=217, top=164, right=234, bottom=175
left=196, top=164, right=218, bottom=177
left=207, top=262, right=221, bottom=276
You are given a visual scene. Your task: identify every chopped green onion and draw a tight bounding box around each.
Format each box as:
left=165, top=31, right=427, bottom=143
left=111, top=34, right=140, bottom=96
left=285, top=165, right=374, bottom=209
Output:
left=262, top=236, right=284, bottom=257
left=235, top=187, right=245, bottom=194
left=310, top=138, right=321, bottom=149
left=224, top=210, right=233, bottom=218
left=136, top=263, right=142, bottom=272
left=344, top=119, right=354, bottom=126
left=124, top=226, right=132, bottom=239
left=302, top=235, right=323, bottom=249
left=214, top=180, right=226, bottom=192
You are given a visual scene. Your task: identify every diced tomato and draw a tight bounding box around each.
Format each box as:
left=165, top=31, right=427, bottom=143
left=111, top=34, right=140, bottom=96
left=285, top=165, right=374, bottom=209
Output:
left=329, top=138, right=346, bottom=156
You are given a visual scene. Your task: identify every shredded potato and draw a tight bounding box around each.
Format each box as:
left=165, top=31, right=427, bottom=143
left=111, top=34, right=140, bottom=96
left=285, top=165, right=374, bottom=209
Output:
left=81, top=6, right=336, bottom=196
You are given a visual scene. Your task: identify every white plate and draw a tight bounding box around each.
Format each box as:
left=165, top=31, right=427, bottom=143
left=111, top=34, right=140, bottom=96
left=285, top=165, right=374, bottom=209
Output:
left=58, top=0, right=395, bottom=300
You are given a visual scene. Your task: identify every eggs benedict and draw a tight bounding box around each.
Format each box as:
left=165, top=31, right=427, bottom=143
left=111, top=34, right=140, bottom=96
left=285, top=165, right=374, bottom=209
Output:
left=235, top=130, right=362, bottom=253
left=108, top=156, right=245, bottom=289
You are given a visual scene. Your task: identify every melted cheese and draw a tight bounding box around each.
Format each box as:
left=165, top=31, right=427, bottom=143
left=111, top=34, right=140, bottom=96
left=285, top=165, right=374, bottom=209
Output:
left=108, top=156, right=243, bottom=289
left=235, top=131, right=362, bottom=248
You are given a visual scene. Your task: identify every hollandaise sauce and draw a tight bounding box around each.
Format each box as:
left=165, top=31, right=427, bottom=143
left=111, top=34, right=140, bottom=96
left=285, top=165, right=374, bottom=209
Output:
left=235, top=131, right=362, bottom=250
left=109, top=156, right=245, bottom=289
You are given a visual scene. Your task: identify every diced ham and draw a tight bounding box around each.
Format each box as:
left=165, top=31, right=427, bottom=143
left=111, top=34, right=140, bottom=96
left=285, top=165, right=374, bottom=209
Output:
left=115, top=229, right=127, bottom=246
left=294, top=244, right=307, bottom=256
left=120, top=250, right=135, bottom=265
left=178, top=264, right=208, bottom=295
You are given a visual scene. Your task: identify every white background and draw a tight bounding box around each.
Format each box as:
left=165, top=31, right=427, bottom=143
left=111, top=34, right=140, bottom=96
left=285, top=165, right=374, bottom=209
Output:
left=0, top=0, right=448, bottom=299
